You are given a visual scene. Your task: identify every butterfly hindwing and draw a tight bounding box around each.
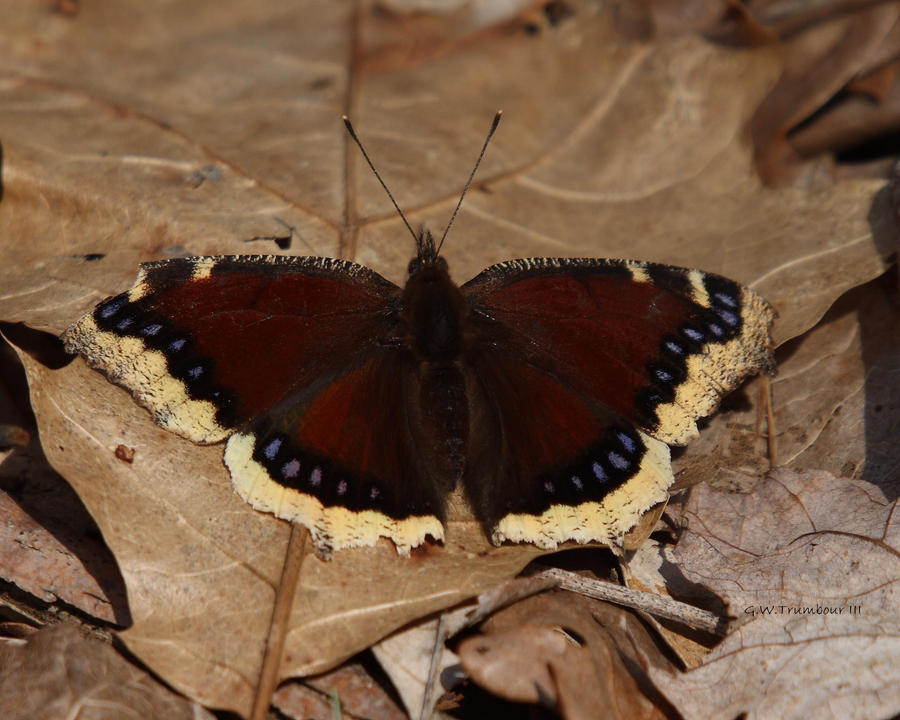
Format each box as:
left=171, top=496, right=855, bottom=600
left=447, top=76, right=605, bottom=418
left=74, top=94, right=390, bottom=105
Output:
left=224, top=352, right=446, bottom=554
left=459, top=257, right=774, bottom=549
left=464, top=349, right=672, bottom=549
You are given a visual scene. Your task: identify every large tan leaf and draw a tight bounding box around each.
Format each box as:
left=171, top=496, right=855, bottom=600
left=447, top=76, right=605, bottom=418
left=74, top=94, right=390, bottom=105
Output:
left=0, top=0, right=894, bottom=716
left=652, top=468, right=900, bottom=720
left=0, top=1, right=891, bottom=344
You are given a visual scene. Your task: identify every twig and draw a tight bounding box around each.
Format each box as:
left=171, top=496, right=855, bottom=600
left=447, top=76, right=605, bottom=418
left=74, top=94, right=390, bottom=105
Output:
left=419, top=614, right=447, bottom=720
left=250, top=522, right=310, bottom=720
left=763, top=375, right=778, bottom=468
left=534, top=566, right=728, bottom=636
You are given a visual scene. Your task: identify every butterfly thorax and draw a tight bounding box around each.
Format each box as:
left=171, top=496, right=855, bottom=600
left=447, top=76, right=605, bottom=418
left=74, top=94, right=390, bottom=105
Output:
left=402, top=255, right=468, bottom=364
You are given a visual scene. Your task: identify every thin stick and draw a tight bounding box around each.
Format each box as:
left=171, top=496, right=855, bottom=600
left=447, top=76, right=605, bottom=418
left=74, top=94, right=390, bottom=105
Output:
left=534, top=566, right=728, bottom=636
left=755, top=380, right=765, bottom=437
left=250, top=523, right=310, bottom=720
left=342, top=116, right=418, bottom=244
left=419, top=614, right=447, bottom=720
left=763, top=375, right=777, bottom=468
left=436, top=111, right=502, bottom=255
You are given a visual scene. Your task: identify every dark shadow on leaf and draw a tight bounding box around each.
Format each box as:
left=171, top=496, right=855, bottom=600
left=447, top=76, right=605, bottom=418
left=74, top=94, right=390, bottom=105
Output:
left=0, top=329, right=131, bottom=626
left=859, top=272, right=900, bottom=497
left=0, top=323, right=72, bottom=370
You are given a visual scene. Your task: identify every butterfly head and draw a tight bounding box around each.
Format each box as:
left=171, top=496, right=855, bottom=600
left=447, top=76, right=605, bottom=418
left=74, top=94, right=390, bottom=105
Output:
left=408, top=228, right=448, bottom=277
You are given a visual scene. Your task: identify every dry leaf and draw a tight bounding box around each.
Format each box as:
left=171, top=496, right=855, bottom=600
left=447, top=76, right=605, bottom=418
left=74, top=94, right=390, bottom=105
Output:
left=625, top=539, right=716, bottom=667
left=458, top=592, right=672, bottom=719
left=460, top=625, right=578, bottom=705
left=0, top=339, right=129, bottom=626
left=652, top=468, right=900, bottom=720
left=0, top=624, right=215, bottom=720
left=0, top=491, right=122, bottom=624
left=0, top=2, right=890, bottom=345
left=768, top=276, right=900, bottom=485
left=370, top=574, right=557, bottom=717
left=372, top=617, right=460, bottom=719
left=714, top=0, right=900, bottom=182
left=749, top=2, right=900, bottom=182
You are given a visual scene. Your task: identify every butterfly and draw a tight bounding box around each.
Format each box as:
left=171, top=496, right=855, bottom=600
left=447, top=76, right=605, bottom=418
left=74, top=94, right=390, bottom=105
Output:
left=62, top=115, right=775, bottom=555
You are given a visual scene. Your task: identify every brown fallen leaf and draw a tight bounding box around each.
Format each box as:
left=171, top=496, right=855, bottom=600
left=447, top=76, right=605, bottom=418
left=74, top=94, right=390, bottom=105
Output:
left=461, top=624, right=581, bottom=705
left=0, top=3, right=890, bottom=346
left=0, top=624, right=215, bottom=720
left=767, top=276, right=900, bottom=486
left=789, top=61, right=900, bottom=165
left=0, top=342, right=129, bottom=626
left=708, top=0, right=900, bottom=183
left=370, top=574, right=558, bottom=718
left=457, top=592, right=674, bottom=719
left=673, top=273, right=900, bottom=492
left=623, top=538, right=718, bottom=668
left=372, top=616, right=461, bottom=719
left=652, top=468, right=900, bottom=720
left=749, top=2, right=900, bottom=183
left=0, top=491, right=122, bottom=625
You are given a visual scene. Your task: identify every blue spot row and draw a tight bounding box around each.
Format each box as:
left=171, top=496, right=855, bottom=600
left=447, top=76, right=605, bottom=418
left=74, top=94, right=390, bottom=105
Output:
left=542, top=426, right=644, bottom=503
left=254, top=433, right=393, bottom=513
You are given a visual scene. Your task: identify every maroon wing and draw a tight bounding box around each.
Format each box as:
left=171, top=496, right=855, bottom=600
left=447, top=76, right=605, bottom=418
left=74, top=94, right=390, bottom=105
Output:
left=460, top=258, right=774, bottom=547
left=64, top=255, right=399, bottom=443
left=224, top=351, right=446, bottom=553
left=463, top=258, right=774, bottom=446
left=63, top=255, right=444, bottom=552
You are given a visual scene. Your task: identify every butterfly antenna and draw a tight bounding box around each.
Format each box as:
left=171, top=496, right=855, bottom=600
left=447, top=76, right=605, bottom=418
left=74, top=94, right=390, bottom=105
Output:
left=437, top=110, right=502, bottom=255
left=343, top=116, right=418, bottom=245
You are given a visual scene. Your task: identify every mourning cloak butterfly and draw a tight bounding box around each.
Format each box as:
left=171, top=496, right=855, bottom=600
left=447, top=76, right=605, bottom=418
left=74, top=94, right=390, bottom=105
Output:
left=62, top=119, right=775, bottom=555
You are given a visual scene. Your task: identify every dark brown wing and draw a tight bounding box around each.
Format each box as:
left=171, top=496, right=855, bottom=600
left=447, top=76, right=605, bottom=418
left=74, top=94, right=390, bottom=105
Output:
left=63, top=255, right=442, bottom=552
left=463, top=258, right=774, bottom=445
left=224, top=352, right=445, bottom=553
left=463, top=348, right=672, bottom=548
left=460, top=258, right=774, bottom=547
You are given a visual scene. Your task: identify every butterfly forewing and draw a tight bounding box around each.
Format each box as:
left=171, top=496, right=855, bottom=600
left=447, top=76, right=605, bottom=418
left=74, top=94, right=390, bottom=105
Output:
left=463, top=258, right=775, bottom=446
left=64, top=255, right=400, bottom=443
